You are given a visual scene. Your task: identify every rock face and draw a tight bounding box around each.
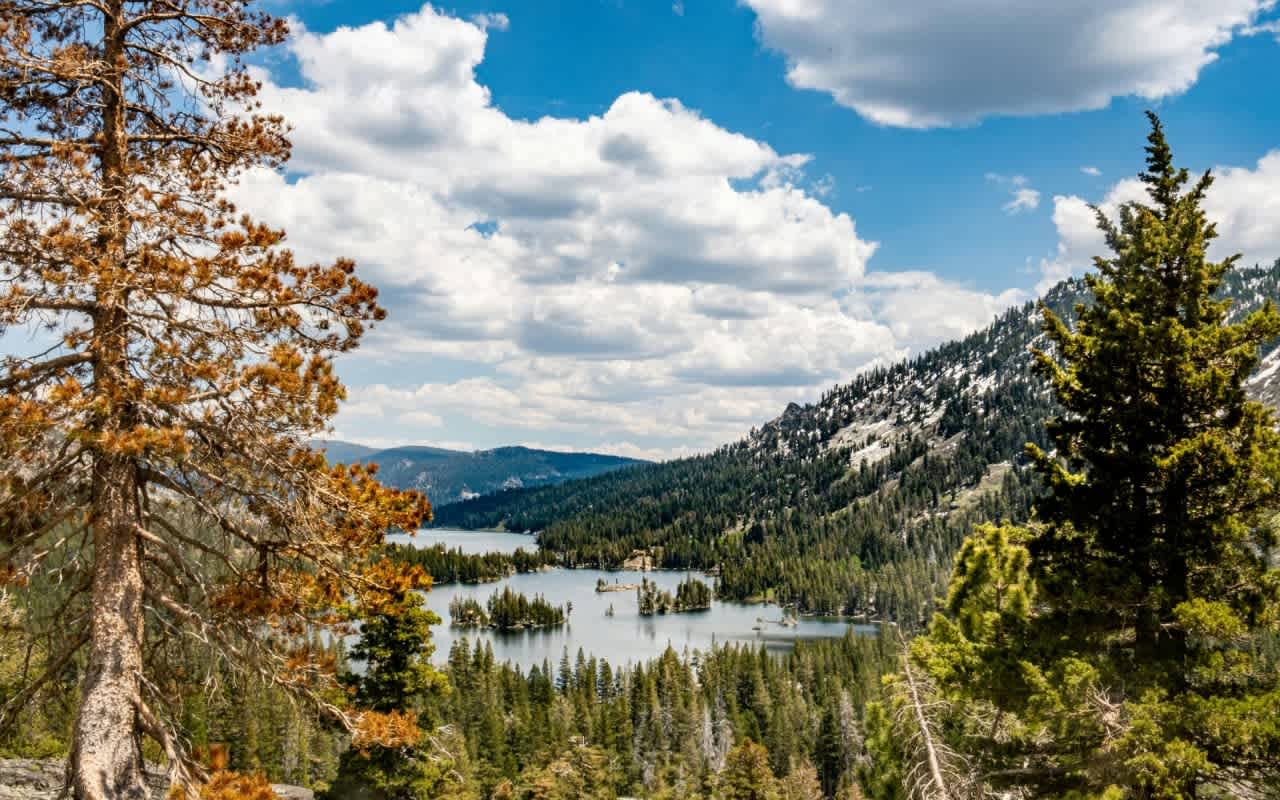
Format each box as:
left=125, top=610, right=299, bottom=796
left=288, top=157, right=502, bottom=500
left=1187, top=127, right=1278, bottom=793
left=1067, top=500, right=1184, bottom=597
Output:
left=0, top=760, right=72, bottom=800
left=0, top=759, right=313, bottom=800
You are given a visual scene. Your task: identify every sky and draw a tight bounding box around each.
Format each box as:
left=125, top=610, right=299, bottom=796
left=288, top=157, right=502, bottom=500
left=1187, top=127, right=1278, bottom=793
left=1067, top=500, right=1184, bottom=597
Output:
left=225, top=0, right=1280, bottom=459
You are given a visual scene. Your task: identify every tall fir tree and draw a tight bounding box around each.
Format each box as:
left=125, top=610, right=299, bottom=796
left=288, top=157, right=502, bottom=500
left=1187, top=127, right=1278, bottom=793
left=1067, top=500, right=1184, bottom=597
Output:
left=1030, top=111, right=1280, bottom=678
left=912, top=113, right=1280, bottom=799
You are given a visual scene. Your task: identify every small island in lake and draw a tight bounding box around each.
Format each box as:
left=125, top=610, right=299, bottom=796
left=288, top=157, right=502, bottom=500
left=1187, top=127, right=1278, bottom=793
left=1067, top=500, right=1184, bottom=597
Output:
left=449, top=586, right=567, bottom=630
left=596, top=577, right=640, bottom=593
left=637, top=576, right=712, bottom=615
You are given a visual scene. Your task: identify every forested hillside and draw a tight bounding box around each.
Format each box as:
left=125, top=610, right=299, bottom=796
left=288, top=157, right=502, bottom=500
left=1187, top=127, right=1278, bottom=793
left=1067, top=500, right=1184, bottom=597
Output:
left=3, top=0, right=1275, bottom=792
left=312, top=442, right=646, bottom=505
left=437, top=261, right=1280, bottom=620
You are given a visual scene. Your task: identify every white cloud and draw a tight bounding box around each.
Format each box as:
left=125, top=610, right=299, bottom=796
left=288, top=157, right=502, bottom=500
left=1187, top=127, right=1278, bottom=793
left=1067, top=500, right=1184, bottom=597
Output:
left=743, top=0, right=1274, bottom=128
left=987, top=173, right=1041, bottom=214
left=1204, top=151, right=1280, bottom=268
left=469, top=12, right=509, bottom=31
left=853, top=272, right=1029, bottom=350
left=234, top=5, right=1024, bottom=453
left=1004, top=188, right=1042, bottom=214
left=1243, top=18, right=1280, bottom=37
left=1081, top=166, right=1103, bottom=176
left=1039, top=150, right=1280, bottom=291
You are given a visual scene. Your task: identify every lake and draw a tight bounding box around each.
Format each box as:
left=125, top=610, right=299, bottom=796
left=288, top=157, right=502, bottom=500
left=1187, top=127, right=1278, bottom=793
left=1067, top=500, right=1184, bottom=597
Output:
left=396, top=528, right=872, bottom=672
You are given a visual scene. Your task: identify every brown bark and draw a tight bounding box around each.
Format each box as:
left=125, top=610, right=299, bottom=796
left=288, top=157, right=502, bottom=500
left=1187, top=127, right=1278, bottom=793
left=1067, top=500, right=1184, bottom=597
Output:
left=70, top=1, right=149, bottom=796
left=72, top=455, right=148, bottom=800
left=2, top=0, right=428, bottom=780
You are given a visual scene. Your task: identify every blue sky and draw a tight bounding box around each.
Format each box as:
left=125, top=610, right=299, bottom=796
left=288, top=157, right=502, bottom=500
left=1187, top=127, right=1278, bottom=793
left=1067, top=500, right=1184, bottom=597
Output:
left=233, top=0, right=1280, bottom=458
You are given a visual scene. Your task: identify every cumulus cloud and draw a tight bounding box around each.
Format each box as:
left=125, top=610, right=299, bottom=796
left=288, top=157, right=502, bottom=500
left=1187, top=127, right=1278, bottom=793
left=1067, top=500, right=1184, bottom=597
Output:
left=1205, top=151, right=1280, bottom=267
left=853, top=272, right=1029, bottom=350
left=1081, top=166, right=1103, bottom=177
left=1038, top=150, right=1280, bottom=291
left=743, top=0, right=1274, bottom=128
left=232, top=5, right=1024, bottom=456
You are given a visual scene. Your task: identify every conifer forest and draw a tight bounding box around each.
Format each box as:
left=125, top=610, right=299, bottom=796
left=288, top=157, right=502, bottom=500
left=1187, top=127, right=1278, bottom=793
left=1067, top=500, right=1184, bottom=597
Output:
left=1, top=1, right=1279, bottom=799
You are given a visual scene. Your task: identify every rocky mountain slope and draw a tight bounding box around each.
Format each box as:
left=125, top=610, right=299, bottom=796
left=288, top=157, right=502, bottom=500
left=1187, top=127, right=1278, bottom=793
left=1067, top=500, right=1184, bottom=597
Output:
left=313, top=442, right=645, bottom=506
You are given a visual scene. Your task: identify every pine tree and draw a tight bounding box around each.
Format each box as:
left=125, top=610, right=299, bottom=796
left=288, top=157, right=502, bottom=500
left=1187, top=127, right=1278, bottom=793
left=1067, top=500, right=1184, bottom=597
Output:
left=0, top=0, right=429, bottom=795
left=1026, top=113, right=1280, bottom=797
left=1030, top=111, right=1280, bottom=678
left=854, top=703, right=903, bottom=800
left=324, top=563, right=456, bottom=800
left=718, top=740, right=780, bottom=800
left=911, top=114, right=1280, bottom=798
left=816, top=701, right=844, bottom=796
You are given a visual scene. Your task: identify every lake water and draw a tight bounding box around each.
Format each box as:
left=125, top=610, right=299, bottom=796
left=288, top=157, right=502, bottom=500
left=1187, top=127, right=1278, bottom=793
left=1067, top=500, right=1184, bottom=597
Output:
left=397, top=528, right=871, bottom=672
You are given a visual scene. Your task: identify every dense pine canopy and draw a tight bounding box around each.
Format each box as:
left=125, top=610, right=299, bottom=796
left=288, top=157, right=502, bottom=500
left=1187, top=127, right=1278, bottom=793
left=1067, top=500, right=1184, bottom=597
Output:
left=908, top=114, right=1280, bottom=800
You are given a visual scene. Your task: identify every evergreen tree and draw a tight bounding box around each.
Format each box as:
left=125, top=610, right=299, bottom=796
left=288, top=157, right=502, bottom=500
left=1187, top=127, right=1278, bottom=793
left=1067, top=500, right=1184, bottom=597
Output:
left=778, top=759, right=824, bottom=800
left=719, top=740, right=780, bottom=800
left=854, top=703, right=903, bottom=800
left=324, top=564, right=458, bottom=800
left=913, top=114, right=1280, bottom=799
left=1030, top=111, right=1280, bottom=682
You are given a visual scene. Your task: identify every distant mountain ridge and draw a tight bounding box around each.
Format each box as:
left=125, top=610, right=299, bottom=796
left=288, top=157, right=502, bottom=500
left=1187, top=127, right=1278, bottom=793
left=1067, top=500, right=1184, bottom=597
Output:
left=312, top=441, right=646, bottom=507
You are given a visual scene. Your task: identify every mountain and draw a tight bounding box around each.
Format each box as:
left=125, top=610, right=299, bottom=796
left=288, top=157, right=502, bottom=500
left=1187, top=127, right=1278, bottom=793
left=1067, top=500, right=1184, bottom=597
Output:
left=434, top=261, right=1280, bottom=619
left=312, top=441, right=647, bottom=506
left=314, top=440, right=382, bottom=465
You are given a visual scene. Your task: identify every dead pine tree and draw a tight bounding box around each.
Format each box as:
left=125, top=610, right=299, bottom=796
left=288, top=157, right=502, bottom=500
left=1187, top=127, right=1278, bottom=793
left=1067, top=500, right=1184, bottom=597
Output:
left=0, top=1, right=431, bottom=798
left=886, top=627, right=975, bottom=800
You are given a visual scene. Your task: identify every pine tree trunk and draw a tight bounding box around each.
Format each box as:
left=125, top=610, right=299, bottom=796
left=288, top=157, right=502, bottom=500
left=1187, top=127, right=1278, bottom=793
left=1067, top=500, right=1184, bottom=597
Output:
left=71, top=1, right=148, bottom=795
left=72, top=454, right=148, bottom=800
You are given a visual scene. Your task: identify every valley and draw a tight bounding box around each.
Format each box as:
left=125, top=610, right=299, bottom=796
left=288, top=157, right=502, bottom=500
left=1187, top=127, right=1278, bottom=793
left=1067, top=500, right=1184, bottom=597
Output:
left=4, top=13, right=1278, bottom=793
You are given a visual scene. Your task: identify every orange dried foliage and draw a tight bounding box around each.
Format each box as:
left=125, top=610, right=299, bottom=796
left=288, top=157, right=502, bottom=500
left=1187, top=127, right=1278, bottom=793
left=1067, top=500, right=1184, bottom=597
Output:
left=351, top=709, right=423, bottom=753
left=170, top=772, right=278, bottom=800
left=169, top=747, right=277, bottom=800
left=0, top=0, right=434, bottom=784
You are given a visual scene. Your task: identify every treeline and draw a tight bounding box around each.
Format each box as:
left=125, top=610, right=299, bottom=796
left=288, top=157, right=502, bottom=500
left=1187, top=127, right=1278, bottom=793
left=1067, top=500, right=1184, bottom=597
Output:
left=449, top=596, right=491, bottom=627
left=383, top=542, right=556, bottom=584
left=0, top=617, right=347, bottom=789
left=2, top=596, right=888, bottom=799
left=440, top=630, right=897, bottom=798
